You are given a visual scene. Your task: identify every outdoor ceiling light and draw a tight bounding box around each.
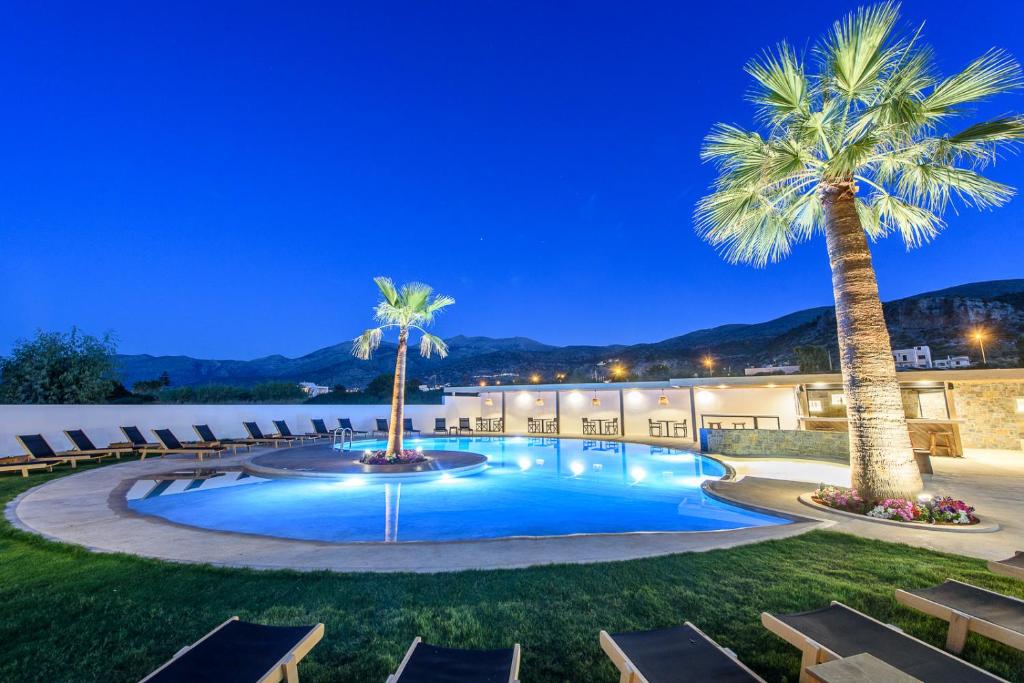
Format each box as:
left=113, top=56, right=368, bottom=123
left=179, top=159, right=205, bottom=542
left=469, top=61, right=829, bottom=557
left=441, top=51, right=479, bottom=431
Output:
left=484, top=396, right=493, bottom=406
left=592, top=391, right=601, bottom=407
left=658, top=393, right=669, bottom=406
left=535, top=397, right=545, bottom=406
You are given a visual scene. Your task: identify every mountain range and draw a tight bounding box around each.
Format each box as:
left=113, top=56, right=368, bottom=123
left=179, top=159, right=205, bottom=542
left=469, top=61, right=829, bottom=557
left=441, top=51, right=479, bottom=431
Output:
left=115, top=279, right=1024, bottom=388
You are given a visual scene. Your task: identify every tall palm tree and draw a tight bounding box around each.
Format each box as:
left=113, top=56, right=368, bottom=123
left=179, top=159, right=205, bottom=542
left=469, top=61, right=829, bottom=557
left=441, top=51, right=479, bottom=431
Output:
left=696, top=2, right=1023, bottom=500
left=353, top=277, right=454, bottom=455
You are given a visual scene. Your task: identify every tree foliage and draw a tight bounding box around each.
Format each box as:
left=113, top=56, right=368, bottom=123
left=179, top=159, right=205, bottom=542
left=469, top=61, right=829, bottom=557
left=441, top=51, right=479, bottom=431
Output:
left=0, top=329, right=117, bottom=404
left=794, top=345, right=831, bottom=373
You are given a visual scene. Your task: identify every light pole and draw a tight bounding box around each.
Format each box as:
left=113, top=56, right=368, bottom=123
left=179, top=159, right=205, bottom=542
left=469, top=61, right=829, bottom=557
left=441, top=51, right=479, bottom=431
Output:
left=972, top=329, right=988, bottom=365
left=702, top=355, right=715, bottom=377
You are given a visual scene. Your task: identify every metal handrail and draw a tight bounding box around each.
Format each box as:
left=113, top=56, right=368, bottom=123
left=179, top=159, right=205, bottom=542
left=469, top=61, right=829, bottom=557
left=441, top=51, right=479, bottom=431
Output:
left=332, top=427, right=353, bottom=452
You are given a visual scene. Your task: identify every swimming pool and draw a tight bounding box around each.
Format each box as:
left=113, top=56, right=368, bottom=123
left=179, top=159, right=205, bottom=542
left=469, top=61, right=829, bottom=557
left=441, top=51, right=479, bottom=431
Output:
left=126, top=437, right=788, bottom=542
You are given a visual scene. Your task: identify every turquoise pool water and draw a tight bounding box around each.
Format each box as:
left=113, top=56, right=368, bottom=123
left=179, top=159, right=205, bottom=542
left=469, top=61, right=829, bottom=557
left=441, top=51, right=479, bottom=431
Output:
left=126, top=437, right=788, bottom=542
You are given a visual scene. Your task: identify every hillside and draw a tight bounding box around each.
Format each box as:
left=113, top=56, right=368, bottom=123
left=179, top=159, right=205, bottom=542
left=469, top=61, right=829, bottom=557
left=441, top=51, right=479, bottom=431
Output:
left=115, top=279, right=1024, bottom=387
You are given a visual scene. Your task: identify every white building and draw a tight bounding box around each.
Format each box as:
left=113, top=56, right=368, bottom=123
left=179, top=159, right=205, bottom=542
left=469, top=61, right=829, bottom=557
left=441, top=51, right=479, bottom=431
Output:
left=892, top=345, right=932, bottom=369
left=745, top=364, right=800, bottom=376
left=298, top=382, right=330, bottom=398
left=933, top=355, right=971, bottom=370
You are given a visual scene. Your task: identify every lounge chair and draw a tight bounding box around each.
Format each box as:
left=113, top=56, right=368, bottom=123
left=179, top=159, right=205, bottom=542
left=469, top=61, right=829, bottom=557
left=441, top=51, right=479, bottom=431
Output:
left=243, top=422, right=295, bottom=448
left=272, top=420, right=321, bottom=444
left=989, top=552, right=1024, bottom=581
left=193, top=424, right=264, bottom=450
left=310, top=419, right=335, bottom=438
left=896, top=580, right=1024, bottom=654
left=151, top=429, right=226, bottom=461
left=458, top=417, right=474, bottom=435
left=337, top=418, right=369, bottom=437
left=385, top=637, right=521, bottom=683
left=433, top=418, right=448, bottom=435
left=403, top=418, right=420, bottom=435
left=17, top=434, right=103, bottom=469
left=374, top=418, right=389, bottom=437
left=0, top=456, right=58, bottom=477
left=762, top=601, right=1003, bottom=682
left=600, top=623, right=764, bottom=682
left=64, top=429, right=135, bottom=459
left=120, top=426, right=163, bottom=455
left=141, top=616, right=324, bottom=683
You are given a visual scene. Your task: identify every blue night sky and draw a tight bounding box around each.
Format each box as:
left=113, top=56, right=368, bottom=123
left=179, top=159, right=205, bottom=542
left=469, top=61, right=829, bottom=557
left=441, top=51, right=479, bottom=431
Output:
left=1, top=1, right=1022, bottom=359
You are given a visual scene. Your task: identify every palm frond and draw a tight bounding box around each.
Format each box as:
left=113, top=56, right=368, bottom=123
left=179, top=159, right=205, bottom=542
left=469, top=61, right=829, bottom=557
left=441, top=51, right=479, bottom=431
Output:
left=373, top=276, right=399, bottom=306
left=870, top=190, right=944, bottom=247
left=352, top=328, right=383, bottom=360
left=418, top=332, right=449, bottom=359
left=424, top=294, right=456, bottom=316
left=746, top=42, right=809, bottom=123
left=818, top=1, right=901, bottom=102
left=934, top=116, right=1024, bottom=164
left=922, top=50, right=1021, bottom=116
left=895, top=162, right=1015, bottom=211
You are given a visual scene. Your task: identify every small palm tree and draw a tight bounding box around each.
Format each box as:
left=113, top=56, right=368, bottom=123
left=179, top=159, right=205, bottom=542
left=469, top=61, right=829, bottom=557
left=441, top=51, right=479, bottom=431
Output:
left=696, top=2, right=1023, bottom=500
left=353, top=277, right=454, bottom=455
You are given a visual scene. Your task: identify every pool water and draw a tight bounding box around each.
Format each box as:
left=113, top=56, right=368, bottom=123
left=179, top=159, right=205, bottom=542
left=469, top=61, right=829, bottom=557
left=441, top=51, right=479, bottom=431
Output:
left=126, top=437, right=788, bottom=542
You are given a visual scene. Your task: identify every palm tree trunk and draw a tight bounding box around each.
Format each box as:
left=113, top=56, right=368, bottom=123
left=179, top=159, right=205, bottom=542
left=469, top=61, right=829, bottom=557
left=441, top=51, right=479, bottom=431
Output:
left=386, top=328, right=408, bottom=455
left=821, top=183, right=923, bottom=501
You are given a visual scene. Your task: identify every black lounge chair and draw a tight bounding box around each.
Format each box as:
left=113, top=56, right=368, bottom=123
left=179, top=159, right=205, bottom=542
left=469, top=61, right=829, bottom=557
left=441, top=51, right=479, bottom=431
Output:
left=374, top=418, right=389, bottom=437
left=141, top=616, right=324, bottom=683
left=600, top=623, right=764, bottom=682
left=386, top=637, right=521, bottom=683
left=457, top=417, right=474, bottom=435
left=64, top=429, right=134, bottom=459
left=403, top=418, right=420, bottom=435
left=762, top=601, right=1002, bottom=682
left=120, top=425, right=163, bottom=455
left=193, top=424, right=260, bottom=451
left=16, top=434, right=98, bottom=469
left=433, top=418, right=448, bottom=434
left=272, top=420, right=320, bottom=443
left=338, top=418, right=369, bottom=437
left=989, top=552, right=1024, bottom=581
left=896, top=580, right=1024, bottom=654
left=152, top=429, right=226, bottom=461
left=243, top=422, right=294, bottom=448
left=310, top=419, right=334, bottom=438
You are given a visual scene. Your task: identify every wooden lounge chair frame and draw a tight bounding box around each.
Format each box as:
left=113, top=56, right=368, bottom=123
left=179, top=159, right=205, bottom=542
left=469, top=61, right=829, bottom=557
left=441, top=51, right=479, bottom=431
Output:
left=151, top=429, right=226, bottom=461
left=140, top=616, right=324, bottom=683
left=0, top=459, right=58, bottom=477
left=386, top=636, right=521, bottom=683
left=988, top=552, right=1024, bottom=581
left=16, top=434, right=99, bottom=469
left=761, top=601, right=1002, bottom=683
left=64, top=429, right=136, bottom=460
left=243, top=422, right=293, bottom=448
left=599, top=622, right=765, bottom=683
left=192, top=425, right=258, bottom=453
left=272, top=420, right=321, bottom=444
left=338, top=418, right=369, bottom=437
left=896, top=579, right=1024, bottom=654
left=119, top=426, right=164, bottom=458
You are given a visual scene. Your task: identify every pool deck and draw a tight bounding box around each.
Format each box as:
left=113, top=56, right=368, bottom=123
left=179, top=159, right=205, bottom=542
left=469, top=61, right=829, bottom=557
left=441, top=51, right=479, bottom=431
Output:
left=7, top=441, right=1022, bottom=572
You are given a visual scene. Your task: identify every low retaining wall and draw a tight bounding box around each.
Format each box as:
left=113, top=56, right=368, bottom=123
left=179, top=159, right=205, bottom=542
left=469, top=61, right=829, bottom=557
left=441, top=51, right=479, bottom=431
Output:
left=701, top=428, right=849, bottom=463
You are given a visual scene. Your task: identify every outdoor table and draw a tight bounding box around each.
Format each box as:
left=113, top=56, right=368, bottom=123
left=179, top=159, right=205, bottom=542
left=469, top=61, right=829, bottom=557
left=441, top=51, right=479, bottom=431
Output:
left=708, top=421, right=722, bottom=429
left=732, top=422, right=746, bottom=429
left=806, top=653, right=921, bottom=683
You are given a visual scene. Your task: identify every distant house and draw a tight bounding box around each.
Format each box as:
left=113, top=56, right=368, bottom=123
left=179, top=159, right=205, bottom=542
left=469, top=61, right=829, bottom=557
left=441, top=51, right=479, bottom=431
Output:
left=892, top=345, right=932, bottom=369
left=744, top=364, right=800, bottom=376
left=298, top=382, right=330, bottom=397
left=933, top=355, right=971, bottom=370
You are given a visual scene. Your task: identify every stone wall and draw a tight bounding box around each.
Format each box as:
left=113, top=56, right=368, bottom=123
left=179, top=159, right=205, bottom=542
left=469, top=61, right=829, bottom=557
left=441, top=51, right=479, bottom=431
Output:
left=953, top=381, right=1024, bottom=450
left=700, top=428, right=849, bottom=463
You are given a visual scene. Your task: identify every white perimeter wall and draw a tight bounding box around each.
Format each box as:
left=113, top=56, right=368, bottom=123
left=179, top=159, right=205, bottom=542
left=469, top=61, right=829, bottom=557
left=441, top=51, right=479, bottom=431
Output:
left=0, top=396, right=481, bottom=455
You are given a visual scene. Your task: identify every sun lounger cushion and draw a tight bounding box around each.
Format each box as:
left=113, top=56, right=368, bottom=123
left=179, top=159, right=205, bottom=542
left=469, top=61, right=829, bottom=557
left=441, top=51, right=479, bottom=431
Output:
left=65, top=430, right=98, bottom=451
left=194, top=425, right=217, bottom=442
left=146, top=620, right=319, bottom=682
left=393, top=642, right=517, bottom=683
left=607, top=625, right=760, bottom=682
left=244, top=422, right=265, bottom=439
left=154, top=429, right=188, bottom=450
left=122, top=426, right=149, bottom=446
left=273, top=420, right=293, bottom=436
left=776, top=603, right=999, bottom=682
left=905, top=580, right=1024, bottom=633
left=18, top=435, right=61, bottom=458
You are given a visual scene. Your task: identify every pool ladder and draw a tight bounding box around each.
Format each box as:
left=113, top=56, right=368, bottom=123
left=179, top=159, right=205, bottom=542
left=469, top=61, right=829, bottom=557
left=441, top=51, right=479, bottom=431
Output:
left=333, top=427, right=353, bottom=452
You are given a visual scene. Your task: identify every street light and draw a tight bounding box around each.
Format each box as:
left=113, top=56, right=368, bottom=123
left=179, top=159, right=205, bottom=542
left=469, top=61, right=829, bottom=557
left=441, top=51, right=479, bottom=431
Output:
left=702, top=355, right=715, bottom=377
left=971, top=329, right=988, bottom=365
left=611, top=364, right=627, bottom=379
left=530, top=373, right=541, bottom=383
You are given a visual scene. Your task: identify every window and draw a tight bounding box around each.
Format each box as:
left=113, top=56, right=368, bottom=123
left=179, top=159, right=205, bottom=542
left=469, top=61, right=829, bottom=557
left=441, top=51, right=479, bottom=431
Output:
left=808, top=399, right=823, bottom=413
left=830, top=393, right=846, bottom=406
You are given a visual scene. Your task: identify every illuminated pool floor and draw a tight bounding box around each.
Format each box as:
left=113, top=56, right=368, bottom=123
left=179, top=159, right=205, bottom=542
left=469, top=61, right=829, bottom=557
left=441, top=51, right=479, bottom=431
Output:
left=126, top=437, right=789, bottom=542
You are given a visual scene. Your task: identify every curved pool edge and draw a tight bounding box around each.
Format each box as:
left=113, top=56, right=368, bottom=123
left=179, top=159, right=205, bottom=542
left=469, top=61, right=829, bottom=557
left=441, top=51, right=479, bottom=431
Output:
left=5, top=446, right=826, bottom=573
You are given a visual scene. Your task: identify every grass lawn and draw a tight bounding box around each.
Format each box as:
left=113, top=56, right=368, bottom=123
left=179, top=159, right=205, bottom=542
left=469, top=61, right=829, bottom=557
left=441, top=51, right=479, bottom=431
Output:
left=2, top=460, right=1022, bottom=682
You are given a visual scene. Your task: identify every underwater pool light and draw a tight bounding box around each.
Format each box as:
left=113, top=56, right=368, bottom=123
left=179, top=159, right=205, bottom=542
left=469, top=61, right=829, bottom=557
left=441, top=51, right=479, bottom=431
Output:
left=629, top=466, right=648, bottom=482
left=570, top=461, right=584, bottom=476
left=517, top=457, right=532, bottom=471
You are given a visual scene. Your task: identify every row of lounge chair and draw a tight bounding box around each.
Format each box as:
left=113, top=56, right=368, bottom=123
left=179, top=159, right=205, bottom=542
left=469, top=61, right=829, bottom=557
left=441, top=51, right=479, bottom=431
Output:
left=142, top=556, right=1024, bottom=682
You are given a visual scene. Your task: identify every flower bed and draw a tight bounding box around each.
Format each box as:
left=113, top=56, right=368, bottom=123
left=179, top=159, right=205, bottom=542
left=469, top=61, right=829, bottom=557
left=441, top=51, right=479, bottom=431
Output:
left=359, top=449, right=429, bottom=465
left=813, top=486, right=977, bottom=525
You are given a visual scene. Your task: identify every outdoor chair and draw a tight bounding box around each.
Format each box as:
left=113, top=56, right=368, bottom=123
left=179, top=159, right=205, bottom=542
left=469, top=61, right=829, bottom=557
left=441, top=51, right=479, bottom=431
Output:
left=193, top=424, right=260, bottom=450
left=403, top=418, right=420, bottom=435
left=458, top=417, right=474, bottom=435
left=17, top=434, right=106, bottom=469
left=120, top=425, right=163, bottom=455
left=64, top=429, right=134, bottom=459
left=152, top=429, right=226, bottom=461
left=140, top=616, right=324, bottom=683
left=582, top=418, right=597, bottom=436
left=0, top=455, right=59, bottom=477
left=647, top=419, right=663, bottom=438
left=243, top=422, right=293, bottom=448
left=433, top=418, right=448, bottom=434
left=385, top=637, right=521, bottom=683
left=374, top=418, right=389, bottom=437
left=604, top=418, right=619, bottom=435
left=310, top=419, right=334, bottom=437
left=896, top=580, right=1024, bottom=654
left=600, top=623, right=765, bottom=682
left=762, top=601, right=1002, bottom=682
left=273, top=420, right=321, bottom=443
left=672, top=420, right=688, bottom=438
left=338, top=418, right=369, bottom=437
left=989, top=552, right=1024, bottom=581
left=527, top=417, right=539, bottom=434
